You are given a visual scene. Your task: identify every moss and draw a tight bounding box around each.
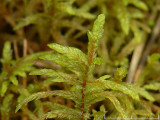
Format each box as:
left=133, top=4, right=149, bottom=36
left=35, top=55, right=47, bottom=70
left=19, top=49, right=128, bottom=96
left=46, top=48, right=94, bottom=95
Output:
left=0, top=0, right=160, bottom=119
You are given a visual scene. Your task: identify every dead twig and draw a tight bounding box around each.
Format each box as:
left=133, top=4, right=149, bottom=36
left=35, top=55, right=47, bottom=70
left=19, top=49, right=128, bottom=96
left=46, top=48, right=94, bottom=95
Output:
left=134, top=13, right=160, bottom=83
left=23, top=39, right=28, bottom=57
left=127, top=41, right=145, bottom=83
left=13, top=40, right=19, bottom=59
left=23, top=39, right=28, bottom=88
left=127, top=0, right=160, bottom=83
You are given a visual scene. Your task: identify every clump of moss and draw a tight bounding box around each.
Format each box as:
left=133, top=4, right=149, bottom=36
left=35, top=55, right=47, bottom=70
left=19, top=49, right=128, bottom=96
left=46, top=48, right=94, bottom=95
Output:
left=0, top=0, right=160, bottom=120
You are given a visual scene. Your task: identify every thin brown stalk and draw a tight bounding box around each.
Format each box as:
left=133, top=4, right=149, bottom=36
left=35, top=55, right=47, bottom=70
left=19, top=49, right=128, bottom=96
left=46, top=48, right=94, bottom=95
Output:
left=126, top=37, right=145, bottom=83
left=134, top=14, right=160, bottom=83
left=23, top=39, right=28, bottom=57
left=13, top=40, right=19, bottom=59
left=22, top=39, right=28, bottom=88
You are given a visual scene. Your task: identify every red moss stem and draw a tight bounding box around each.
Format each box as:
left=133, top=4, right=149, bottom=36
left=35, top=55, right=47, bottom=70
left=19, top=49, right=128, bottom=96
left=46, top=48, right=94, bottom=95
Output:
left=80, top=42, right=95, bottom=120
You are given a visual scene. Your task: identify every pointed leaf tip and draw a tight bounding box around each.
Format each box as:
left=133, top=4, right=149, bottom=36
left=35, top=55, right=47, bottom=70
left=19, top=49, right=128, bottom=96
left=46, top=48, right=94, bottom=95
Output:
left=90, top=14, right=105, bottom=41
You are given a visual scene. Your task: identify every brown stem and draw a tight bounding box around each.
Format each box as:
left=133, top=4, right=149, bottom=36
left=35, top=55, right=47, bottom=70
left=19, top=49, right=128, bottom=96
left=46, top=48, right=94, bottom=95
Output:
left=13, top=40, right=19, bottom=59
left=81, top=42, right=95, bottom=120
left=126, top=37, right=145, bottom=83
left=23, top=39, right=28, bottom=57
left=134, top=13, right=160, bottom=83
left=23, top=39, right=28, bottom=88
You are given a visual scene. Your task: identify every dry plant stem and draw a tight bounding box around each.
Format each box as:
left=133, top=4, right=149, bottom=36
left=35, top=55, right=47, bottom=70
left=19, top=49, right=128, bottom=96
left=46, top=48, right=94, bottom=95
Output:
left=13, top=40, right=19, bottom=59
left=134, top=13, right=160, bottom=83
left=21, top=40, right=28, bottom=120
left=23, top=39, right=28, bottom=88
left=23, top=39, right=28, bottom=57
left=128, top=0, right=160, bottom=83
left=126, top=37, right=145, bottom=83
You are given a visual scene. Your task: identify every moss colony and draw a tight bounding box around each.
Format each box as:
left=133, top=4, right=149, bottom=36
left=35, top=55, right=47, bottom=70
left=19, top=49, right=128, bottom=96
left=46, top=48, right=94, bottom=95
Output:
left=0, top=0, right=160, bottom=120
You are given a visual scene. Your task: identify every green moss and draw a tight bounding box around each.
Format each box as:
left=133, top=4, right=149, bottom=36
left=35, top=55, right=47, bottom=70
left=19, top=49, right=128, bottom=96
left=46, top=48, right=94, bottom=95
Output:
left=0, top=0, right=159, bottom=119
